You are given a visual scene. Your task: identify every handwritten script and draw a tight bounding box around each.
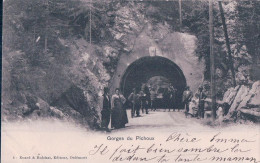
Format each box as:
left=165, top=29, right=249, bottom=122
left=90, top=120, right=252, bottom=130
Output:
left=88, top=132, right=259, bottom=163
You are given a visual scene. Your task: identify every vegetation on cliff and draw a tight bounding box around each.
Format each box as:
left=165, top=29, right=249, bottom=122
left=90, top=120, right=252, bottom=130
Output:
left=2, top=0, right=259, bottom=126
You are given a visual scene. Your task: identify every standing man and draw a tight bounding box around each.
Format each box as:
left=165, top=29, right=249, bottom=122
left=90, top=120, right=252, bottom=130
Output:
left=100, top=87, right=111, bottom=132
left=143, top=84, right=151, bottom=112
left=150, top=88, right=157, bottom=111
left=139, top=89, right=146, bottom=114
left=140, top=84, right=149, bottom=114
left=128, top=88, right=141, bottom=117
left=182, top=86, right=193, bottom=117
left=163, top=88, right=170, bottom=111
left=169, top=85, right=178, bottom=112
left=197, top=86, right=206, bottom=119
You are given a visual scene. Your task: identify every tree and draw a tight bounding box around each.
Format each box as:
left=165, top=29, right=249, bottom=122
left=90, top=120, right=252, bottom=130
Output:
left=218, top=1, right=236, bottom=87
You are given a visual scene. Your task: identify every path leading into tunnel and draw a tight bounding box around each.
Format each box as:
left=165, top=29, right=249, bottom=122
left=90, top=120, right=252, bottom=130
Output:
left=111, top=109, right=214, bottom=133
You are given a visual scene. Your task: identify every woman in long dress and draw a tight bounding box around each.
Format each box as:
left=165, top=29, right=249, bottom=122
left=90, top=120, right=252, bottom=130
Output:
left=111, top=88, right=128, bottom=129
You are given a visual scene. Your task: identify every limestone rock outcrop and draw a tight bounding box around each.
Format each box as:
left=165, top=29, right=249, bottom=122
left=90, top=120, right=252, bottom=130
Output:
left=224, top=81, right=260, bottom=122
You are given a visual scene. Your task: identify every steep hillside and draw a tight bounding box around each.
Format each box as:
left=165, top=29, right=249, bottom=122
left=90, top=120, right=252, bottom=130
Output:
left=2, top=0, right=259, bottom=127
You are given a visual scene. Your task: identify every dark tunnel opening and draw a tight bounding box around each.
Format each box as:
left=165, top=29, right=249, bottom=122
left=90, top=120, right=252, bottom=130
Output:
left=120, top=56, right=187, bottom=108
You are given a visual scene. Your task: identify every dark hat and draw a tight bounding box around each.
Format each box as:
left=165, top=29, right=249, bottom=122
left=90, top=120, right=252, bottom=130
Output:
left=104, top=87, right=109, bottom=93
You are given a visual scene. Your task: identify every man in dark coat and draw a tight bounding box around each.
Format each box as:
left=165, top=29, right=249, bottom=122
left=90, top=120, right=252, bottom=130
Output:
left=163, top=88, right=170, bottom=111
left=100, top=87, right=111, bottom=131
left=139, top=89, right=147, bottom=114
left=169, top=85, right=177, bottom=112
left=140, top=84, right=150, bottom=113
left=197, top=86, right=207, bottom=119
left=150, top=88, right=157, bottom=111
left=144, top=84, right=151, bottom=110
left=128, top=88, right=141, bottom=117
left=182, top=86, right=193, bottom=117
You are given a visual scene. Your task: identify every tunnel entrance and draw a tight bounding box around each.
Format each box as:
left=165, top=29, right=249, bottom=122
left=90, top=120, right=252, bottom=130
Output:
left=120, top=56, right=187, bottom=108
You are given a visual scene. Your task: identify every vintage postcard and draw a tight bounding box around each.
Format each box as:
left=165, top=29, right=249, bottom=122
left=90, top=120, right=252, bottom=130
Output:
left=2, top=0, right=260, bottom=163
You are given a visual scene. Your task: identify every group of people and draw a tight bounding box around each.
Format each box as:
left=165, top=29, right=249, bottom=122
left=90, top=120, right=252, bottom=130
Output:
left=127, top=84, right=178, bottom=117
left=128, top=84, right=151, bottom=117
left=162, top=85, right=178, bottom=111
left=99, top=84, right=154, bottom=131
left=100, top=85, right=208, bottom=132
left=182, top=86, right=207, bottom=119
left=100, top=87, right=128, bottom=131
left=183, top=86, right=232, bottom=120
left=128, top=84, right=179, bottom=114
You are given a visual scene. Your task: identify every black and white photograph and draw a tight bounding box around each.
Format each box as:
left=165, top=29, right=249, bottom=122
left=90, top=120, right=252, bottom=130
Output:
left=1, top=0, right=260, bottom=162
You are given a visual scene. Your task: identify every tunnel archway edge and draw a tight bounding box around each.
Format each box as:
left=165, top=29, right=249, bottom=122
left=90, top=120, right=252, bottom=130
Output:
left=119, top=56, right=187, bottom=98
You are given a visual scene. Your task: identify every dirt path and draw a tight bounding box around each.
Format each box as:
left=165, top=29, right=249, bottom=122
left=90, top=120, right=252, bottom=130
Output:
left=112, top=109, right=212, bottom=133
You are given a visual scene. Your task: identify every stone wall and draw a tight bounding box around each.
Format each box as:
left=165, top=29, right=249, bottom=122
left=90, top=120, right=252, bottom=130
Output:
left=110, top=23, right=204, bottom=94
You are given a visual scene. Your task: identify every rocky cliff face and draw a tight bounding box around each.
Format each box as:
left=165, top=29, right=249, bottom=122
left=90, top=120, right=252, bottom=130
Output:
left=2, top=1, right=259, bottom=127
left=222, top=81, right=260, bottom=122
left=1, top=2, right=151, bottom=128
